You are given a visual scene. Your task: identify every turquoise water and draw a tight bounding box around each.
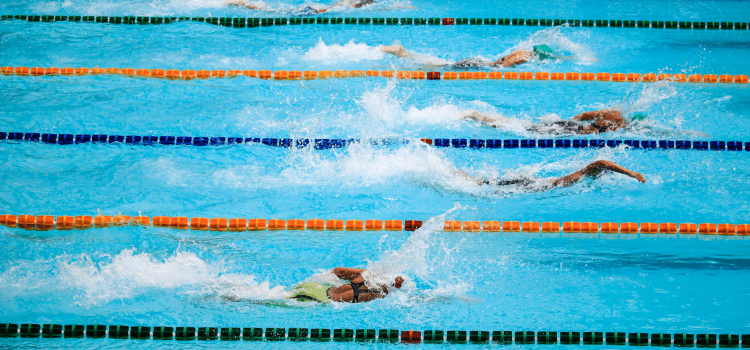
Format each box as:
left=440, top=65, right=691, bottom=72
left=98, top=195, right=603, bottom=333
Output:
left=2, top=0, right=750, bottom=347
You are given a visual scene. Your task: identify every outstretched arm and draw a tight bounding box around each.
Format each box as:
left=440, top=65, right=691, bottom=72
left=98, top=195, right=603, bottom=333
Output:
left=572, top=109, right=624, bottom=122
left=332, top=267, right=365, bottom=280
left=379, top=44, right=411, bottom=58
left=552, top=160, right=646, bottom=187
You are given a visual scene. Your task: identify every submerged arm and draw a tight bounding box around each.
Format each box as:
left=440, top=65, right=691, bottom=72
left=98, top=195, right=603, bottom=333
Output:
left=552, top=160, right=646, bottom=187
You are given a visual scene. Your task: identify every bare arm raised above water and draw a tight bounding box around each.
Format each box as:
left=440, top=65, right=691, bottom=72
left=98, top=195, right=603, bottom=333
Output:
left=551, top=160, right=646, bottom=187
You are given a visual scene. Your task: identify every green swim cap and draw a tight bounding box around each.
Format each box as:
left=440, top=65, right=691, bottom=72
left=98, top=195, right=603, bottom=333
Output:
left=631, top=113, right=648, bottom=121
left=533, top=45, right=555, bottom=60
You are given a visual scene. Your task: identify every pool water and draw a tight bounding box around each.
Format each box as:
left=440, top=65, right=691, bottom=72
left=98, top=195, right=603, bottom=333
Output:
left=2, top=0, right=750, bottom=348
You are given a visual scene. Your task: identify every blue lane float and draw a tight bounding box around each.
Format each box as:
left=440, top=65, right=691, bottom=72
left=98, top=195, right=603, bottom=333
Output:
left=0, top=132, right=746, bottom=151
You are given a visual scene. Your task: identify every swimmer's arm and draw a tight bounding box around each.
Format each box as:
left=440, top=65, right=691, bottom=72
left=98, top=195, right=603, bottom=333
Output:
left=552, top=160, right=646, bottom=187
left=572, top=110, right=605, bottom=121
left=452, top=169, right=484, bottom=186
left=332, top=267, right=365, bottom=280
left=463, top=110, right=501, bottom=127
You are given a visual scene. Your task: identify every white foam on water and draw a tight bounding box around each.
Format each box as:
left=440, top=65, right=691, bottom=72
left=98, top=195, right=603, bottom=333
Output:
left=0, top=248, right=285, bottom=307
left=499, top=26, right=597, bottom=66
left=304, top=39, right=386, bottom=63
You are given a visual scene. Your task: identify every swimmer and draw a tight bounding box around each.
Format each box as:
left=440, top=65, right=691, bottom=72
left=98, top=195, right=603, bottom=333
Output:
left=287, top=267, right=404, bottom=303
left=464, top=109, right=646, bottom=135
left=228, top=0, right=375, bottom=15
left=380, top=43, right=565, bottom=68
left=454, top=160, right=646, bottom=192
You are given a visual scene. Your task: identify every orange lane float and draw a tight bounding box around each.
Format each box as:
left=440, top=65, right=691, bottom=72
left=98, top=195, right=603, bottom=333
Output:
left=550, top=72, right=564, bottom=80
left=268, top=219, right=286, bottom=230
left=542, top=222, right=560, bottom=233
left=737, top=224, right=750, bottom=236
left=36, top=215, right=55, bottom=231
left=640, top=222, right=659, bottom=234
left=94, top=215, right=113, bottom=228
left=519, top=72, right=533, bottom=80
left=75, top=216, right=93, bottom=229
left=326, top=220, right=344, bottom=231
left=365, top=220, right=383, bottom=231
left=483, top=221, right=501, bottom=232
left=621, top=222, right=639, bottom=234
left=18, top=215, right=36, bottom=230
left=563, top=221, right=580, bottom=233
left=463, top=221, right=481, bottom=232
left=365, top=70, right=379, bottom=77
left=698, top=223, right=717, bottom=235
left=171, top=217, right=189, bottom=230
left=242, top=70, right=257, bottom=78
left=385, top=220, right=402, bottom=231
left=581, top=73, right=595, bottom=81
left=717, top=224, right=735, bottom=236
left=57, top=216, right=75, bottom=230
left=535, top=72, right=549, bottom=80
left=307, top=219, right=325, bottom=231
left=190, top=218, right=209, bottom=230
left=487, top=72, right=502, bottom=79
left=346, top=220, right=364, bottom=231
left=565, top=72, right=580, bottom=80
left=288, top=219, right=305, bottom=230
left=248, top=219, right=267, bottom=231
left=502, top=221, right=521, bottom=232
left=601, top=222, right=619, bottom=234
left=612, top=73, right=626, bottom=82
left=444, top=220, right=461, bottom=232
left=596, top=72, right=611, bottom=81
left=522, top=222, right=540, bottom=232
left=581, top=222, right=598, bottom=233
left=229, top=218, right=247, bottom=231
left=626, top=73, right=641, bottom=82
left=679, top=223, right=697, bottom=234
left=196, top=70, right=211, bottom=79
left=209, top=218, right=228, bottom=231
left=659, top=223, right=678, bottom=234
left=0, top=214, right=18, bottom=227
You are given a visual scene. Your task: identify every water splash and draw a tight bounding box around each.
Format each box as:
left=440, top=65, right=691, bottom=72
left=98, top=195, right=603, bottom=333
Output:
left=304, top=39, right=386, bottom=63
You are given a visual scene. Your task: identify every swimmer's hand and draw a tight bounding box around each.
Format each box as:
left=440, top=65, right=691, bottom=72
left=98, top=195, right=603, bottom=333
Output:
left=393, top=276, right=404, bottom=289
left=630, top=172, right=646, bottom=183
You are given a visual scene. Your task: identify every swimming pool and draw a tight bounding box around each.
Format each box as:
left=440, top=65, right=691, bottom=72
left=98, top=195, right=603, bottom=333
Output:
left=2, top=0, right=750, bottom=347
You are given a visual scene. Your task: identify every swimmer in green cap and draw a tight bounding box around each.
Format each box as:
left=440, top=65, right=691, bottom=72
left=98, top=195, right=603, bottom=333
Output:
left=380, top=43, right=561, bottom=68
left=465, top=109, right=645, bottom=135
left=288, top=267, right=404, bottom=303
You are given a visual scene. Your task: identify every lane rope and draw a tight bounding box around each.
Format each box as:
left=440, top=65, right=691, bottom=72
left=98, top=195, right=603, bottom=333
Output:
left=1, top=66, right=748, bottom=84
left=0, top=324, right=744, bottom=345
left=0, top=215, right=747, bottom=236
left=2, top=15, right=749, bottom=30
left=1, top=133, right=747, bottom=152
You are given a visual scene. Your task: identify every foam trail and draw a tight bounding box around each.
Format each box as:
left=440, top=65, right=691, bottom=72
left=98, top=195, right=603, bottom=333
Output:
left=0, top=249, right=285, bottom=307
left=304, top=39, right=386, bottom=63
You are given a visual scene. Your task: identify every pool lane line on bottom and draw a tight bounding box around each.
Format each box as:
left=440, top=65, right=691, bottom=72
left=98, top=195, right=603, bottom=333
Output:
left=0, top=325, right=744, bottom=346
left=2, top=67, right=750, bottom=84
left=1, top=133, right=747, bottom=152
left=1, top=215, right=748, bottom=237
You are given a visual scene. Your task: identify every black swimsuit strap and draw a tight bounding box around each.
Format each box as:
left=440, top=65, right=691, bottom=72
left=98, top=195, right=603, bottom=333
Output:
left=349, top=282, right=382, bottom=303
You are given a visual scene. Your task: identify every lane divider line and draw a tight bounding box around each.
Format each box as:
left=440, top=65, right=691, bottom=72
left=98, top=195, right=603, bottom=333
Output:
left=0, top=215, right=747, bottom=236
left=2, top=15, right=749, bottom=31
left=0, top=324, right=743, bottom=345
left=1, top=67, right=748, bottom=84
left=1, top=133, right=747, bottom=152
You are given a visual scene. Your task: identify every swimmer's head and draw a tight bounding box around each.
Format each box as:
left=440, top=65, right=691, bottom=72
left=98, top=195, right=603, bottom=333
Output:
left=631, top=113, right=648, bottom=122
left=392, top=276, right=404, bottom=289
